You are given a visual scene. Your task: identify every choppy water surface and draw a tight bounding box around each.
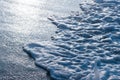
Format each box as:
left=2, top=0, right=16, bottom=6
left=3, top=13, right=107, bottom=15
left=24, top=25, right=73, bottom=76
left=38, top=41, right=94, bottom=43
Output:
left=0, top=0, right=84, bottom=79
left=24, top=0, right=120, bottom=80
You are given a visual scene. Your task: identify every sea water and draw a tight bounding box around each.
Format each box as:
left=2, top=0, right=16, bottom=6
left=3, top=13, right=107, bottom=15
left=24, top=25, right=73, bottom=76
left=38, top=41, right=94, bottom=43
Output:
left=23, top=0, right=120, bottom=80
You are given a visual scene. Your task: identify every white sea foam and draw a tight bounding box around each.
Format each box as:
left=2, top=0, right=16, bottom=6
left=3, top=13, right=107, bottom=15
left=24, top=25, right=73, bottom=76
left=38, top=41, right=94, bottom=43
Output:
left=23, top=0, right=120, bottom=80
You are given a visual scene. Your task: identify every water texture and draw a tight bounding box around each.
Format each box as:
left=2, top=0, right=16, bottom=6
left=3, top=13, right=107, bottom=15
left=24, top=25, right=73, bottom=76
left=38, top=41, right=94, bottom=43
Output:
left=24, top=0, right=120, bottom=80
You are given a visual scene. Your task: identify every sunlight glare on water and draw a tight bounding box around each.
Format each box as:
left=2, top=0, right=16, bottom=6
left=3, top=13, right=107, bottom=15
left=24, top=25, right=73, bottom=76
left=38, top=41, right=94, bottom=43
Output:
left=8, top=0, right=46, bottom=34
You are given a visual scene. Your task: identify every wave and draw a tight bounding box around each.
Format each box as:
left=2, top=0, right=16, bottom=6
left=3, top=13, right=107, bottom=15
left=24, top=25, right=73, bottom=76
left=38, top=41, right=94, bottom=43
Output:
left=23, top=0, right=120, bottom=80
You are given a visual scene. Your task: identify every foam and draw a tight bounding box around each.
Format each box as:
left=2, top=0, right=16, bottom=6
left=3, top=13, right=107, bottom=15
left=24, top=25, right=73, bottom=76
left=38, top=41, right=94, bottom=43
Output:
left=23, top=0, right=120, bottom=80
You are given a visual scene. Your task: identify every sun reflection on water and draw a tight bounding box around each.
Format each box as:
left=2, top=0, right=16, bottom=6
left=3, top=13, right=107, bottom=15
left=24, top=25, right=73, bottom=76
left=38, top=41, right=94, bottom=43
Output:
left=8, top=0, right=46, bottom=34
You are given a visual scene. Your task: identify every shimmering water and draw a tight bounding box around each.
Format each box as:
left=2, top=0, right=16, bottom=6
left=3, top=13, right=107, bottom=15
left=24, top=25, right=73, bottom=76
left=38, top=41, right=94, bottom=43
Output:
left=0, top=0, right=86, bottom=79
